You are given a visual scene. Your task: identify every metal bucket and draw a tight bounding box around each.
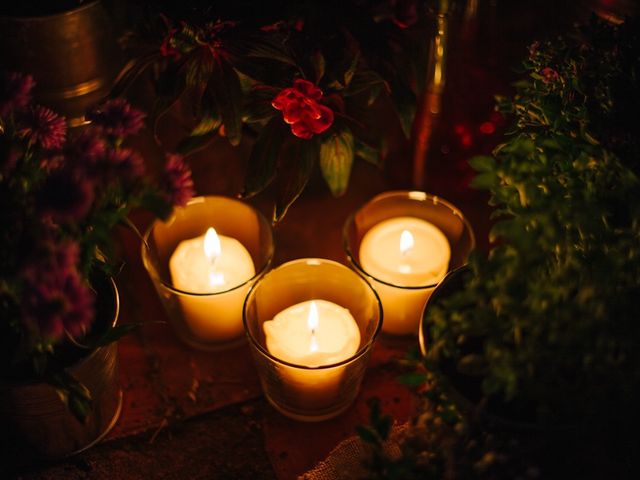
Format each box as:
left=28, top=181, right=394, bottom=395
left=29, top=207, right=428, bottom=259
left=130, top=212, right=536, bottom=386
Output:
left=0, top=0, right=121, bottom=125
left=0, top=275, right=122, bottom=461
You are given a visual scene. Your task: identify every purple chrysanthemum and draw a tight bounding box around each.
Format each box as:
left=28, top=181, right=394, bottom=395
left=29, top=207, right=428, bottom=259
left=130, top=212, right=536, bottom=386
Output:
left=103, top=147, right=146, bottom=182
left=18, top=105, right=67, bottom=150
left=38, top=169, right=94, bottom=221
left=20, top=240, right=94, bottom=340
left=87, top=98, right=146, bottom=137
left=162, top=153, right=194, bottom=206
left=0, top=135, right=23, bottom=176
left=66, top=129, right=106, bottom=173
left=0, top=72, right=35, bottom=118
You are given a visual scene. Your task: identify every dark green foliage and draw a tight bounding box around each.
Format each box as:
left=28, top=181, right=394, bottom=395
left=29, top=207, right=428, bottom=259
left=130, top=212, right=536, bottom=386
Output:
left=117, top=1, right=445, bottom=219
left=425, top=16, right=640, bottom=423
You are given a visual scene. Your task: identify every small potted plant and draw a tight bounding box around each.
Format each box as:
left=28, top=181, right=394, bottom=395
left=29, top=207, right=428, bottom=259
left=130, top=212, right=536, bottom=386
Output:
left=0, top=71, right=194, bottom=460
left=358, top=14, right=640, bottom=479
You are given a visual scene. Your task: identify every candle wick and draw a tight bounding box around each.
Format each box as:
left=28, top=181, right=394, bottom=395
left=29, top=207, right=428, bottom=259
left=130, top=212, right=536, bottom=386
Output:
left=310, top=329, right=318, bottom=353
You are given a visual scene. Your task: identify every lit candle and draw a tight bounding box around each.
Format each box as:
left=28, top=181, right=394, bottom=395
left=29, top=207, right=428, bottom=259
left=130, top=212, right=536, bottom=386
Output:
left=263, top=300, right=361, bottom=409
left=169, top=227, right=255, bottom=341
left=359, top=216, right=451, bottom=335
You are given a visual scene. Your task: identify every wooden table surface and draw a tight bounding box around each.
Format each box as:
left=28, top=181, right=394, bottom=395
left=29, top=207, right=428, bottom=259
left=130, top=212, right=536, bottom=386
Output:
left=5, top=2, right=589, bottom=478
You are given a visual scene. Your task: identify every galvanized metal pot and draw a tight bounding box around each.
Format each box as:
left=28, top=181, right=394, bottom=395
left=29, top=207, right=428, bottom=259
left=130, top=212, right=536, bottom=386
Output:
left=0, top=0, right=121, bottom=125
left=0, top=274, right=122, bottom=461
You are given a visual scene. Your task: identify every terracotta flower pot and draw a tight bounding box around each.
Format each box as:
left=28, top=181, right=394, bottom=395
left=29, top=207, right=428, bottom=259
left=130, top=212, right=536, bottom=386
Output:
left=0, top=274, right=122, bottom=461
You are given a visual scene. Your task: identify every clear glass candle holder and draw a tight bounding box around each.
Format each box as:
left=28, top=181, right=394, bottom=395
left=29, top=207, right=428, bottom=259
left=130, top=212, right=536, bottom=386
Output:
left=142, top=196, right=274, bottom=351
left=243, top=259, right=382, bottom=422
left=343, top=191, right=475, bottom=336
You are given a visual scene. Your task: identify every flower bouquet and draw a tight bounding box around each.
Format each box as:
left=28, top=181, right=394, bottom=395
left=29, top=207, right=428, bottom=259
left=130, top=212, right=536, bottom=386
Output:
left=114, top=0, right=450, bottom=220
left=0, top=70, right=194, bottom=434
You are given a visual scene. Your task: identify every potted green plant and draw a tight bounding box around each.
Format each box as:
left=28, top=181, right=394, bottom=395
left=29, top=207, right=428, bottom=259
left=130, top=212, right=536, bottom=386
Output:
left=0, top=71, right=194, bottom=460
left=358, top=15, right=640, bottom=479
left=113, top=0, right=461, bottom=221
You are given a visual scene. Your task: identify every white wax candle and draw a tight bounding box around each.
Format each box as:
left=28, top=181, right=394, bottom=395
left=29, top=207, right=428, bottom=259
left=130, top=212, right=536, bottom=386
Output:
left=263, top=299, right=360, bottom=410
left=359, top=216, right=451, bottom=335
left=169, top=228, right=255, bottom=341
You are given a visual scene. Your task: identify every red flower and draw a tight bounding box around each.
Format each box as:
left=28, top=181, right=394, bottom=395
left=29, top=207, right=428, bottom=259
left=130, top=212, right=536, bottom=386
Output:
left=272, top=79, right=334, bottom=139
left=540, top=67, right=561, bottom=84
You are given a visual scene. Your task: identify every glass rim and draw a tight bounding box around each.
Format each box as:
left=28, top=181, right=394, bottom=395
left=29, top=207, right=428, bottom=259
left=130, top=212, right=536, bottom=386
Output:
left=141, top=195, right=275, bottom=297
left=342, top=190, right=476, bottom=290
left=243, top=258, right=383, bottom=371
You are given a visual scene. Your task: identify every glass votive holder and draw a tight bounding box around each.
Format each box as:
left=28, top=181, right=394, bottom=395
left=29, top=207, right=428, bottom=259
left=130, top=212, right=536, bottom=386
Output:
left=343, top=190, right=475, bottom=336
left=142, top=196, right=274, bottom=351
left=243, top=258, right=382, bottom=422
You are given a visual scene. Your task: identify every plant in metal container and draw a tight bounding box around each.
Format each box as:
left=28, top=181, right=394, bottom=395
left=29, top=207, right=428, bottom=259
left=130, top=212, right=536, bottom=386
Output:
left=358, top=15, right=640, bottom=479
left=0, top=71, right=194, bottom=459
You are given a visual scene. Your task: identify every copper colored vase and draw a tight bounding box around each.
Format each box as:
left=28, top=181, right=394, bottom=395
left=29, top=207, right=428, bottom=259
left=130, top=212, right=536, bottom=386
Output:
left=0, top=0, right=121, bottom=125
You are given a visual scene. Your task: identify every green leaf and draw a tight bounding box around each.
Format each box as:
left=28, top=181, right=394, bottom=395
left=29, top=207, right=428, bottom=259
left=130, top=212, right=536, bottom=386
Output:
left=457, top=354, right=488, bottom=376
left=191, top=114, right=221, bottom=137
left=389, top=81, right=416, bottom=139
left=243, top=117, right=287, bottom=198
left=185, top=47, right=215, bottom=88
left=140, top=191, right=173, bottom=220
left=150, top=60, right=188, bottom=139
left=470, top=172, right=497, bottom=190
left=177, top=133, right=216, bottom=157
left=355, top=425, right=381, bottom=446
left=345, top=68, right=387, bottom=100
left=354, top=138, right=380, bottom=166
left=469, top=155, right=496, bottom=173
left=312, top=51, right=326, bottom=83
left=273, top=138, right=318, bottom=223
left=397, top=371, right=428, bottom=386
left=209, top=56, right=244, bottom=146
left=237, top=33, right=297, bottom=66
left=319, top=127, right=354, bottom=197
left=243, top=86, right=279, bottom=124
left=109, top=52, right=162, bottom=99
left=343, top=51, right=360, bottom=87
left=51, top=370, right=93, bottom=423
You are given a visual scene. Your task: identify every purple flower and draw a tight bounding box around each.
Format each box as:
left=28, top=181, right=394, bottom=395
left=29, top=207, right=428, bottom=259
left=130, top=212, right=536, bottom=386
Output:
left=0, top=72, right=35, bottom=118
left=18, top=105, right=67, bottom=150
left=66, top=129, right=106, bottom=172
left=87, top=99, right=146, bottom=137
left=162, top=153, right=194, bottom=206
left=20, top=240, right=94, bottom=340
left=540, top=67, right=561, bottom=84
left=38, top=169, right=94, bottom=221
left=103, top=147, right=145, bottom=183
left=0, top=135, right=23, bottom=176
left=528, top=41, right=540, bottom=57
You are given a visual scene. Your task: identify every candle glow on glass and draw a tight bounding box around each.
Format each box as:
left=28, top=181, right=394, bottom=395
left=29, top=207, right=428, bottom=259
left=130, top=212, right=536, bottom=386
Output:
left=359, top=216, right=451, bottom=335
left=169, top=227, right=255, bottom=341
left=263, top=299, right=360, bottom=411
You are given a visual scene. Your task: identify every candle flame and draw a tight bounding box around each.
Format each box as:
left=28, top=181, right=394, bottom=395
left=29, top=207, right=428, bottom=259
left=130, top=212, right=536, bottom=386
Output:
left=308, top=301, right=319, bottom=353
left=204, top=227, right=221, bottom=261
left=400, top=229, right=414, bottom=255
left=308, top=301, right=319, bottom=331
